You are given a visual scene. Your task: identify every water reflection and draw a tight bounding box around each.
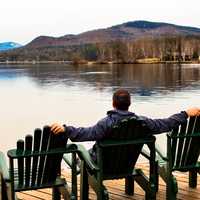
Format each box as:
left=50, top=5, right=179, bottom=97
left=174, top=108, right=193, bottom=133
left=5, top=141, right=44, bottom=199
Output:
left=1, top=63, right=200, bottom=95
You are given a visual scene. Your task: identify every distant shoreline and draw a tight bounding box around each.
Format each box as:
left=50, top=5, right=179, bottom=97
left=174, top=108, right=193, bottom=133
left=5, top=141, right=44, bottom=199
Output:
left=0, top=60, right=199, bottom=65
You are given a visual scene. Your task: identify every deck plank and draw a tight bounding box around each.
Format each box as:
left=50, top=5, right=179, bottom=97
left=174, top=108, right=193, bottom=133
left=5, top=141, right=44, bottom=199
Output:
left=17, top=163, right=200, bottom=200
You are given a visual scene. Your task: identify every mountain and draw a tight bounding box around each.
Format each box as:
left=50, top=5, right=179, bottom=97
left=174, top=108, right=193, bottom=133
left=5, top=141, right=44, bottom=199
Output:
left=1, top=21, right=200, bottom=62
left=0, top=42, right=22, bottom=51
left=26, top=20, right=200, bottom=48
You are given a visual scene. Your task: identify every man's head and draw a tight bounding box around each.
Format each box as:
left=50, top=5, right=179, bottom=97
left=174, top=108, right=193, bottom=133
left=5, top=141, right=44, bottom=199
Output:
left=112, top=89, right=131, bottom=111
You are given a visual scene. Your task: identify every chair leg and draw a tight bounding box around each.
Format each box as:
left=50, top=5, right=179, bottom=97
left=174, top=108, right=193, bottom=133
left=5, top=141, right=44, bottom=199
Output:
left=125, top=176, right=134, bottom=195
left=0, top=175, right=8, bottom=200
left=166, top=185, right=176, bottom=200
left=166, top=177, right=177, bottom=200
left=189, top=170, right=197, bottom=188
left=52, top=187, right=61, bottom=200
left=96, top=185, right=109, bottom=200
left=155, top=161, right=159, bottom=192
left=71, top=152, right=77, bottom=199
left=144, top=183, right=156, bottom=200
left=102, top=189, right=109, bottom=200
left=80, top=162, right=89, bottom=200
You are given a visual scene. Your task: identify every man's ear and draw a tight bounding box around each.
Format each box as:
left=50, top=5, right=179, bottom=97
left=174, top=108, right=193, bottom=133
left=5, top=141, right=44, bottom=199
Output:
left=113, top=100, right=116, bottom=109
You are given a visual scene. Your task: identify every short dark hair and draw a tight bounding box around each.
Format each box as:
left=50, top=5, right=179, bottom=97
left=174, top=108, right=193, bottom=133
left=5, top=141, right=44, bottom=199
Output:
left=113, top=89, right=131, bottom=110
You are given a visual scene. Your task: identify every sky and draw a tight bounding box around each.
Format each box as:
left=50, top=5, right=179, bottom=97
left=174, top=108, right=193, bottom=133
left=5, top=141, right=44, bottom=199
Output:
left=1, top=0, right=200, bottom=45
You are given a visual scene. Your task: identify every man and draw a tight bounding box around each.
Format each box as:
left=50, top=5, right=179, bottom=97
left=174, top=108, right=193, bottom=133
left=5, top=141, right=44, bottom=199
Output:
left=51, top=89, right=200, bottom=158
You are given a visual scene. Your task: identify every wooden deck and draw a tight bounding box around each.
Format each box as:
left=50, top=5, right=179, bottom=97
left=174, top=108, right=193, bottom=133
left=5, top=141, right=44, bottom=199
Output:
left=17, top=163, right=200, bottom=200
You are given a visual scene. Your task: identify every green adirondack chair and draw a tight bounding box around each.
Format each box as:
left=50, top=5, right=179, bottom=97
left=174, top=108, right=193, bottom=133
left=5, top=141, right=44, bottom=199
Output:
left=156, top=116, right=200, bottom=200
left=0, top=126, right=78, bottom=200
left=77, top=117, right=158, bottom=200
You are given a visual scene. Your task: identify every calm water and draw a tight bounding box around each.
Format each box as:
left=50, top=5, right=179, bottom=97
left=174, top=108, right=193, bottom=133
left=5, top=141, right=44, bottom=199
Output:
left=0, top=63, right=200, bottom=153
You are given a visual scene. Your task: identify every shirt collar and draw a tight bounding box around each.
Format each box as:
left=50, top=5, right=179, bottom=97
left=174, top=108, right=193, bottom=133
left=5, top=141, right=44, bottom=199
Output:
left=107, top=109, right=134, bottom=116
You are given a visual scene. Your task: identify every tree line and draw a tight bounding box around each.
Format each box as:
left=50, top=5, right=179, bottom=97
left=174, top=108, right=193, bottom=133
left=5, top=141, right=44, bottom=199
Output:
left=0, top=35, right=200, bottom=63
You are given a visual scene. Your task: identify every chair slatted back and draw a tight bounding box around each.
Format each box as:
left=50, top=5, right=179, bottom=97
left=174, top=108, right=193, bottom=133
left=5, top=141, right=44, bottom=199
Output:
left=186, top=116, right=200, bottom=165
left=169, top=116, right=200, bottom=170
left=37, top=126, right=50, bottom=185
left=8, top=126, right=68, bottom=191
left=25, top=135, right=32, bottom=186
left=97, top=117, right=154, bottom=179
left=31, top=128, right=42, bottom=186
left=42, top=128, right=67, bottom=183
left=17, top=140, right=24, bottom=186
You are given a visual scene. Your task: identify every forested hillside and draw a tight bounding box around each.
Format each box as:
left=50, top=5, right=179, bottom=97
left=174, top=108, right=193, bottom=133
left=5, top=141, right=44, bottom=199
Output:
left=0, top=21, right=200, bottom=63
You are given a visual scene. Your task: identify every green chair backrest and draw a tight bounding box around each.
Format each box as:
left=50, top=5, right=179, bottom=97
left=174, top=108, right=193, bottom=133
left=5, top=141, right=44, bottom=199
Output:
left=168, top=116, right=200, bottom=171
left=96, top=117, right=155, bottom=179
left=7, top=126, right=69, bottom=191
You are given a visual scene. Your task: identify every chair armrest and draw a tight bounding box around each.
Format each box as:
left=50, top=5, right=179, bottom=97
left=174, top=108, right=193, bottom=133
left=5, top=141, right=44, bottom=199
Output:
left=155, top=146, right=168, bottom=162
left=0, top=151, right=10, bottom=181
left=63, top=142, right=80, bottom=168
left=63, top=153, right=81, bottom=175
left=63, top=153, right=73, bottom=168
left=141, top=149, right=150, bottom=159
left=76, top=144, right=99, bottom=174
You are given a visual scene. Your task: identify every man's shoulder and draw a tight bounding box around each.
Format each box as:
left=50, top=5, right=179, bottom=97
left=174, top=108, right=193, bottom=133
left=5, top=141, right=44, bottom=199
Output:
left=105, top=109, right=139, bottom=124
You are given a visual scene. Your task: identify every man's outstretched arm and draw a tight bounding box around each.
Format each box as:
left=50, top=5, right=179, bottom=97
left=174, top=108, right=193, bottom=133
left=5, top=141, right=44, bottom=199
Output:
left=50, top=117, right=111, bottom=142
left=142, top=107, right=200, bottom=135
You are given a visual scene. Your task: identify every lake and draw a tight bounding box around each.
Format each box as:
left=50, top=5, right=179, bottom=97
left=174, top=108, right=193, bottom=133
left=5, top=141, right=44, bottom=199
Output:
left=0, top=63, right=200, bottom=153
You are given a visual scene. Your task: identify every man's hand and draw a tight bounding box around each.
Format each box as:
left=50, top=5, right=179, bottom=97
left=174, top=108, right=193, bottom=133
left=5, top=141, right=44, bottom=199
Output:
left=186, top=107, right=200, bottom=117
left=50, top=123, right=65, bottom=134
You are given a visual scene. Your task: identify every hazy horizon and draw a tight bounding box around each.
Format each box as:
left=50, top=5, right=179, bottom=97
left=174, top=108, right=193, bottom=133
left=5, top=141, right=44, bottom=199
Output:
left=1, top=0, right=200, bottom=45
